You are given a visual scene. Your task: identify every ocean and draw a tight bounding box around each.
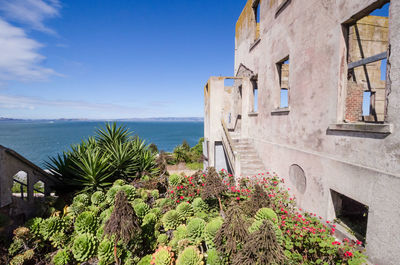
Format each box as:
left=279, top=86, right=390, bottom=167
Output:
left=0, top=121, right=204, bottom=168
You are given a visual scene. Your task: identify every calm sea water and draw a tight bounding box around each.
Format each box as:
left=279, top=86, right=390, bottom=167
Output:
left=0, top=121, right=203, bottom=168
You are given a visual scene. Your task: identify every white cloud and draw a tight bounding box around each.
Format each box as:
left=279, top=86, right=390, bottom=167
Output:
left=0, top=18, right=57, bottom=81
left=0, top=94, right=144, bottom=113
left=0, top=0, right=61, bottom=34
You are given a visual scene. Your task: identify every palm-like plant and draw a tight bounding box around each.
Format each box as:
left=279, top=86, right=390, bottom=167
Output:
left=96, top=122, right=130, bottom=147
left=69, top=147, right=113, bottom=191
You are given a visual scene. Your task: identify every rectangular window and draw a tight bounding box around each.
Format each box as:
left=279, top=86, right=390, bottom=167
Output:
left=278, top=57, right=290, bottom=108
left=344, top=2, right=390, bottom=123
left=331, top=190, right=368, bottom=243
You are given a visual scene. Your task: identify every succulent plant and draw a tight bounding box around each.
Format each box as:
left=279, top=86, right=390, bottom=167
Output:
left=157, top=233, right=168, bottom=246
left=149, top=207, right=162, bottom=218
left=141, top=189, right=149, bottom=200
left=174, top=224, right=188, bottom=240
left=193, top=211, right=209, bottom=222
left=168, top=174, right=183, bottom=186
left=40, top=216, right=64, bottom=240
left=23, top=249, right=34, bottom=260
left=204, top=218, right=223, bottom=249
left=151, top=246, right=175, bottom=265
left=151, top=189, right=160, bottom=199
left=155, top=198, right=173, bottom=208
left=176, top=202, right=194, bottom=219
left=73, top=193, right=90, bottom=206
left=75, top=211, right=98, bottom=234
left=72, top=233, right=98, bottom=262
left=187, top=218, right=206, bottom=243
left=106, top=186, right=121, bottom=204
left=13, top=227, right=30, bottom=240
left=9, top=254, right=24, bottom=265
left=69, top=202, right=86, bottom=216
left=121, top=184, right=136, bottom=201
left=99, top=206, right=114, bottom=223
left=191, top=198, right=208, bottom=212
left=50, top=232, right=69, bottom=248
left=206, top=249, right=222, bottom=265
left=255, top=207, right=278, bottom=224
left=248, top=220, right=263, bottom=233
left=143, top=213, right=157, bottom=226
left=132, top=198, right=145, bottom=206
left=138, top=254, right=152, bottom=265
left=176, top=246, right=204, bottom=265
left=113, top=179, right=125, bottom=186
left=134, top=202, right=150, bottom=218
left=91, top=191, right=106, bottom=205
left=26, top=217, right=42, bottom=237
left=52, top=249, right=71, bottom=265
left=8, top=238, right=23, bottom=256
left=98, top=238, right=114, bottom=265
left=162, top=210, right=183, bottom=230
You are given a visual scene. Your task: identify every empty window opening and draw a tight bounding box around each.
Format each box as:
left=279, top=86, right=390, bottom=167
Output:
left=278, top=58, right=290, bottom=108
left=344, top=2, right=390, bottom=123
left=331, top=190, right=369, bottom=243
left=33, top=181, right=45, bottom=196
left=12, top=171, right=28, bottom=201
left=224, top=79, right=234, bottom=87
left=253, top=87, right=258, bottom=112
left=253, top=1, right=261, bottom=39
left=362, top=91, right=371, bottom=116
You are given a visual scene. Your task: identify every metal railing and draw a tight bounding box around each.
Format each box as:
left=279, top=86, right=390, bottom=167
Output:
left=221, top=119, right=239, bottom=176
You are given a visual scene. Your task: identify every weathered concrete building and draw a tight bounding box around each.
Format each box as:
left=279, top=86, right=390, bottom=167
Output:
left=204, top=0, right=399, bottom=264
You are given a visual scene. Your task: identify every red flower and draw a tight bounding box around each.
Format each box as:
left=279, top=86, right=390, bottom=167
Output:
left=180, top=196, right=184, bottom=199
left=236, top=197, right=240, bottom=200
left=170, top=190, right=174, bottom=194
left=344, top=251, right=353, bottom=257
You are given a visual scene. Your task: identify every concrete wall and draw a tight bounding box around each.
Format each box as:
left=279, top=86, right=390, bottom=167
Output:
left=206, top=0, right=400, bottom=264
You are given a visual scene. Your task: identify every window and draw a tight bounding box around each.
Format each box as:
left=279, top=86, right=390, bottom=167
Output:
left=252, top=80, right=258, bottom=112
left=253, top=0, right=260, bottom=40
left=331, top=190, right=369, bottom=243
left=344, top=2, right=390, bottom=123
left=277, top=57, right=290, bottom=108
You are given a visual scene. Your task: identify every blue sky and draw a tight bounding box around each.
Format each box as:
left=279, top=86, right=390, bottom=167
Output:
left=0, top=0, right=245, bottom=119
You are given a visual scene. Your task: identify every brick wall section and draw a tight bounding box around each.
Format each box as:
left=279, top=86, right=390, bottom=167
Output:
left=345, top=81, right=364, bottom=122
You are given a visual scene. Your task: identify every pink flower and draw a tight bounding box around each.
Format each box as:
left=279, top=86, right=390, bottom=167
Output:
left=236, top=197, right=240, bottom=200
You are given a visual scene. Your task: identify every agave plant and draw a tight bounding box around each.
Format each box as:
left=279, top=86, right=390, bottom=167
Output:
left=69, top=147, right=113, bottom=192
left=96, top=122, right=131, bottom=147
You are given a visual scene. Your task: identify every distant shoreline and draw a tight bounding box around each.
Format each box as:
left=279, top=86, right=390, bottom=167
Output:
left=0, top=117, right=204, bottom=122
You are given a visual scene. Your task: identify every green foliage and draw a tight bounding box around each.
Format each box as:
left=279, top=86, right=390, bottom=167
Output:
left=98, top=238, right=114, bottom=264
left=162, top=210, right=183, bottom=230
left=187, top=218, right=206, bottom=243
left=73, top=193, right=90, bottom=206
left=176, top=202, right=194, bottom=219
left=138, top=254, right=152, bottom=265
left=149, top=207, right=162, bottom=218
left=106, top=186, right=121, bottom=204
left=75, top=211, right=98, bottom=234
left=8, top=238, right=23, bottom=256
left=72, top=233, right=98, bottom=262
left=143, top=213, right=157, bottom=226
left=50, top=232, right=69, bottom=248
left=157, top=233, right=169, bottom=246
left=91, top=191, right=106, bottom=205
left=134, top=202, right=150, bottom=218
left=176, top=246, right=204, bottom=265
left=168, top=174, right=183, bottom=186
left=52, top=249, right=71, bottom=265
left=205, top=218, right=223, bottom=249
left=9, top=254, right=25, bottom=265
left=151, top=246, right=175, bottom=265
left=255, top=207, right=278, bottom=223
left=186, top=162, right=203, bottom=171
left=40, top=216, right=64, bottom=240
left=26, top=217, right=42, bottom=237
left=121, top=184, right=136, bottom=201
left=69, top=202, right=86, bottom=216
left=192, top=198, right=208, bottom=212
left=113, top=179, right=125, bottom=186
left=151, top=189, right=160, bottom=199
left=206, top=249, right=222, bottom=265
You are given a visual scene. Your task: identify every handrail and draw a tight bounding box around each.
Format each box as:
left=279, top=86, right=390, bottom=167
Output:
left=221, top=119, right=237, bottom=174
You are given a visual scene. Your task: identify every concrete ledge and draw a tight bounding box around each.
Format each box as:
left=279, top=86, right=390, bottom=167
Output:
left=248, top=112, right=258, bottom=117
left=271, top=107, right=290, bottom=115
left=249, top=38, right=261, bottom=51
left=328, top=123, right=393, bottom=134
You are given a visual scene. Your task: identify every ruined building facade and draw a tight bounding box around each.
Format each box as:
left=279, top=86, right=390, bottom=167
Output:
left=203, top=0, right=399, bottom=264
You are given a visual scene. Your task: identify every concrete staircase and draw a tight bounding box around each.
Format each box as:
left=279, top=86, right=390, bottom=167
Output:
left=229, top=131, right=266, bottom=177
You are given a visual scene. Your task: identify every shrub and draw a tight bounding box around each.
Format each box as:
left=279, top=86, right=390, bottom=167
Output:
left=72, top=233, right=98, bottom=262
left=176, top=246, right=204, bottom=265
